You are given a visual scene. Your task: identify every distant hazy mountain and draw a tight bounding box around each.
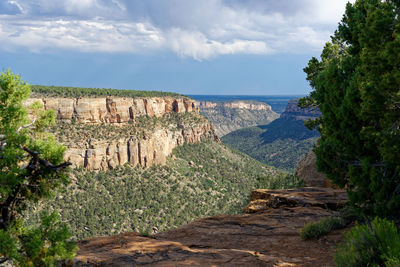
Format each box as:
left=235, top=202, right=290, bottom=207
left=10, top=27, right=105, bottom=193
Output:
left=222, top=100, right=320, bottom=172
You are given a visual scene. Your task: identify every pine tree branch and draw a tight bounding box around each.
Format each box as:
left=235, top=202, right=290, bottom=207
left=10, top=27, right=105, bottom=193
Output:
left=16, top=117, right=37, bottom=133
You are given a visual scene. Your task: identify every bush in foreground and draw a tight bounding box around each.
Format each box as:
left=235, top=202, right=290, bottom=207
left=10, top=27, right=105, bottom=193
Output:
left=300, top=216, right=347, bottom=240
left=334, top=217, right=400, bottom=267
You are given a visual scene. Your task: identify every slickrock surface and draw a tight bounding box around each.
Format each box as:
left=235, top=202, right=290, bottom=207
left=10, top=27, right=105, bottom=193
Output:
left=244, top=187, right=348, bottom=213
left=295, top=150, right=334, bottom=188
left=69, top=188, right=348, bottom=266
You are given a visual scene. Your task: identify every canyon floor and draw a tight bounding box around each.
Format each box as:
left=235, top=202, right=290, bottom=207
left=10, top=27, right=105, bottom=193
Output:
left=69, top=188, right=348, bottom=267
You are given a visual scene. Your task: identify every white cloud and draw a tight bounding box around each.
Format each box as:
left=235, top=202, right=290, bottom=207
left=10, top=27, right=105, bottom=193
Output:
left=167, top=29, right=269, bottom=60
left=0, top=0, right=355, bottom=60
left=0, top=18, right=164, bottom=53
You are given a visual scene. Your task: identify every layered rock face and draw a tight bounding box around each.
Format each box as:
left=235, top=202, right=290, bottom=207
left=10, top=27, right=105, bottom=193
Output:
left=25, top=97, right=198, bottom=123
left=223, top=101, right=272, bottom=111
left=281, top=99, right=321, bottom=121
left=196, top=100, right=279, bottom=136
left=69, top=187, right=348, bottom=266
left=196, top=100, right=272, bottom=111
left=26, top=96, right=217, bottom=170
left=64, top=121, right=217, bottom=170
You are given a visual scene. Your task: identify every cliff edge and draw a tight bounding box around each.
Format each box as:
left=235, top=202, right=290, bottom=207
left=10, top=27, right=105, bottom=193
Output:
left=67, top=187, right=348, bottom=266
left=25, top=96, right=219, bottom=170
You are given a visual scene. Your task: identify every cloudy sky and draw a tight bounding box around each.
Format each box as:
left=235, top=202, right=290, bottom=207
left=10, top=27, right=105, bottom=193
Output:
left=0, top=0, right=352, bottom=95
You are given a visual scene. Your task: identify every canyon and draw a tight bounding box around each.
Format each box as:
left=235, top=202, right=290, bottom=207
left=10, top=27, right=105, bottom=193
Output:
left=196, top=100, right=279, bottom=136
left=222, top=99, right=320, bottom=171
left=25, top=96, right=218, bottom=170
left=67, top=187, right=349, bottom=266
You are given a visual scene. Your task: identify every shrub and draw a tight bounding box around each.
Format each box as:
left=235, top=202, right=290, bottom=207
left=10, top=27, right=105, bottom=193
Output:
left=334, top=217, right=400, bottom=267
left=300, top=216, right=347, bottom=240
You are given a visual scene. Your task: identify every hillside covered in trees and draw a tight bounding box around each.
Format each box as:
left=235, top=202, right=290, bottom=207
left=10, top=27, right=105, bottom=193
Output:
left=31, top=85, right=183, bottom=98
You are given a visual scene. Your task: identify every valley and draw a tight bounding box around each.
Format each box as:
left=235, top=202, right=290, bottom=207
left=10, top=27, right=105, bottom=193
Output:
left=222, top=100, right=320, bottom=171
left=24, top=87, right=302, bottom=241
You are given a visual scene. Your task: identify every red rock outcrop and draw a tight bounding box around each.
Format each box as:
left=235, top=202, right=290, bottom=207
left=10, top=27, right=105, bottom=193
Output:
left=243, top=187, right=348, bottom=213
left=68, top=187, right=348, bottom=266
left=295, top=150, right=335, bottom=188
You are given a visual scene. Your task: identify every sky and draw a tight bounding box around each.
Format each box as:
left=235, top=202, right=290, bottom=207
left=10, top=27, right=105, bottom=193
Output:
left=0, top=0, right=353, bottom=95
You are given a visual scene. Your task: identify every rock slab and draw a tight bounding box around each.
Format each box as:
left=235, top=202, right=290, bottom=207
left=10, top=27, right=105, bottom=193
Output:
left=244, top=187, right=348, bottom=213
left=67, top=187, right=349, bottom=267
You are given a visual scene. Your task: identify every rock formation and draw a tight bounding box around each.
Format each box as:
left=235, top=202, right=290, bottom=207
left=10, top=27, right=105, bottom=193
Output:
left=196, top=100, right=279, bottom=136
left=24, top=96, right=198, bottom=123
left=244, top=187, right=347, bottom=213
left=64, top=121, right=217, bottom=170
left=280, top=99, right=321, bottom=121
left=296, top=150, right=334, bottom=188
left=25, top=96, right=218, bottom=170
left=67, top=187, right=348, bottom=266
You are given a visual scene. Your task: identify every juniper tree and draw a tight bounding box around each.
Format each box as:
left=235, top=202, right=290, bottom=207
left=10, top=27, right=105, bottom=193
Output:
left=302, top=0, right=400, bottom=218
left=0, top=70, right=76, bottom=266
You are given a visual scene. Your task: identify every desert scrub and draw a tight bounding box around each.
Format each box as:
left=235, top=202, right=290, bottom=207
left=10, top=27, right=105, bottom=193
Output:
left=334, top=217, right=400, bottom=267
left=300, top=216, right=347, bottom=240
left=31, top=85, right=183, bottom=98
left=24, top=140, right=298, bottom=240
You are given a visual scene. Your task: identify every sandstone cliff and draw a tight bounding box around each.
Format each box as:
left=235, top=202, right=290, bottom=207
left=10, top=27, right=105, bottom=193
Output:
left=25, top=96, right=198, bottom=123
left=280, top=99, right=321, bottom=121
left=25, top=96, right=218, bottom=170
left=196, top=100, right=273, bottom=111
left=62, top=120, right=216, bottom=170
left=196, top=100, right=279, bottom=136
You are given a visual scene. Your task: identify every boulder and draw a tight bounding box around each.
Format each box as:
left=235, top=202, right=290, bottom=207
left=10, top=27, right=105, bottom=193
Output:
left=296, top=150, right=334, bottom=188
left=243, top=187, right=348, bottom=213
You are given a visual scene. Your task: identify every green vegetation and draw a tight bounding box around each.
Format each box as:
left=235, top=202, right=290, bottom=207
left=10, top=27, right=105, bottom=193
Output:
left=0, top=70, right=76, bottom=266
left=300, top=1, right=400, bottom=265
left=302, top=0, right=400, bottom=218
left=49, top=111, right=206, bottom=144
left=25, top=140, right=302, bottom=240
left=222, top=118, right=319, bottom=172
left=200, top=103, right=278, bottom=136
left=31, top=85, right=183, bottom=98
left=300, top=216, right=347, bottom=240
left=334, top=218, right=400, bottom=267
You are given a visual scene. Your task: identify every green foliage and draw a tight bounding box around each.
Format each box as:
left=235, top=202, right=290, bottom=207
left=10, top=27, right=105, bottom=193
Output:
left=199, top=102, right=278, bottom=136
left=300, top=216, right=347, bottom=240
left=0, top=212, right=76, bottom=267
left=222, top=117, right=319, bottom=172
left=335, top=217, right=400, bottom=267
left=302, top=0, right=400, bottom=218
left=25, top=141, right=301, bottom=240
left=0, top=70, right=76, bottom=265
left=31, top=85, right=182, bottom=98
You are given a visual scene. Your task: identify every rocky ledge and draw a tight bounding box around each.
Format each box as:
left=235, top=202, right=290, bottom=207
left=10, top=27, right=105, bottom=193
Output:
left=25, top=96, right=197, bottom=123
left=67, top=187, right=348, bottom=266
left=280, top=100, right=321, bottom=121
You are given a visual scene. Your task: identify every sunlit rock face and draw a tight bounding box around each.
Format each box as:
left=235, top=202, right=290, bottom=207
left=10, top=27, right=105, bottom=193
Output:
left=25, top=97, right=198, bottom=123
left=25, top=96, right=217, bottom=170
